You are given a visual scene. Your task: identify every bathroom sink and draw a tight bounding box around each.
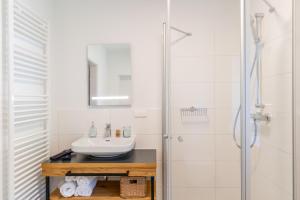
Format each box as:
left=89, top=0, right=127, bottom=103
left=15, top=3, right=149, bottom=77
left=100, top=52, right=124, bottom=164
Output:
left=71, top=136, right=136, bottom=157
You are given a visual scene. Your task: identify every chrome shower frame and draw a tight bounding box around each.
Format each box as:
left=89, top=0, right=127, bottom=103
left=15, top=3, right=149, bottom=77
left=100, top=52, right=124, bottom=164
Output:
left=240, top=1, right=251, bottom=199
left=162, top=0, right=172, bottom=199
left=293, top=1, right=299, bottom=200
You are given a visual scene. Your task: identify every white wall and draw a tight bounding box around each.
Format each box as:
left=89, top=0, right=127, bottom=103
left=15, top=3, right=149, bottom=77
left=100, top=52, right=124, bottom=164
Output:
left=250, top=0, right=294, bottom=200
left=50, top=0, right=164, bottom=198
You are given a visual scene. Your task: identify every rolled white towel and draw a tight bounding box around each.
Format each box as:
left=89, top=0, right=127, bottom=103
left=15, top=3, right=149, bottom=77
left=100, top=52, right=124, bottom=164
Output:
left=59, top=181, right=76, bottom=198
left=65, top=176, right=76, bottom=182
left=76, top=176, right=97, bottom=186
left=75, top=178, right=97, bottom=197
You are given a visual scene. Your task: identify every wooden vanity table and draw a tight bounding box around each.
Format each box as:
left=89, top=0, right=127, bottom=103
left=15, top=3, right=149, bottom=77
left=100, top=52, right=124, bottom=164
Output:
left=41, top=149, right=156, bottom=200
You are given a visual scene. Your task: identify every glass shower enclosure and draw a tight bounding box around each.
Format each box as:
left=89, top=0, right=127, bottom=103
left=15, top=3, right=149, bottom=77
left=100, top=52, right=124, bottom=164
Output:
left=163, top=0, right=295, bottom=200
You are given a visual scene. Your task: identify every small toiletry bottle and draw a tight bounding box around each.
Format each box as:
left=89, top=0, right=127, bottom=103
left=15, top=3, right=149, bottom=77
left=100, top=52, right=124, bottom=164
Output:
left=123, top=126, right=131, bottom=138
left=89, top=121, right=97, bottom=138
left=116, top=129, right=121, bottom=138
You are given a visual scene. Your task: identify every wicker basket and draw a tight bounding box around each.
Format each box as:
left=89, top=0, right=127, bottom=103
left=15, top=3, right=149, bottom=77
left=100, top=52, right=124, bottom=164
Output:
left=120, top=177, right=147, bottom=198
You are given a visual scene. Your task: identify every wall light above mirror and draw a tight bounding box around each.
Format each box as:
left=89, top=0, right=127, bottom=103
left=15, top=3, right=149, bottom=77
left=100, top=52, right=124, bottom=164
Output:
left=88, top=44, right=132, bottom=107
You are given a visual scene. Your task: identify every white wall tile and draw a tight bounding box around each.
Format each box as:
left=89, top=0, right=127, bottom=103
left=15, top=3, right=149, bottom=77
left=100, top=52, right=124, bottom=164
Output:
left=172, top=134, right=215, bottom=161
left=58, top=110, right=110, bottom=135
left=133, top=109, right=162, bottom=135
left=215, top=108, right=237, bottom=134
left=109, top=108, right=134, bottom=134
left=172, top=82, right=215, bottom=108
left=260, top=110, right=293, bottom=153
left=251, top=173, right=293, bottom=200
left=251, top=143, right=293, bottom=195
left=172, top=161, right=215, bottom=187
left=172, top=187, right=215, bottom=200
left=215, top=83, right=240, bottom=109
left=135, top=134, right=162, bottom=150
left=262, top=74, right=292, bottom=110
left=216, top=135, right=240, bottom=161
left=216, top=188, right=240, bottom=200
left=216, top=161, right=241, bottom=187
left=262, top=35, right=293, bottom=78
left=58, top=110, right=90, bottom=135
left=215, top=56, right=240, bottom=83
left=172, top=56, right=215, bottom=83
left=213, top=0, right=240, bottom=55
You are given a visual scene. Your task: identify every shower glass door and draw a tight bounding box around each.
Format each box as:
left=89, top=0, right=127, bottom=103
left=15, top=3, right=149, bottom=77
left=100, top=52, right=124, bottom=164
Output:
left=164, top=0, right=294, bottom=200
left=164, top=0, right=242, bottom=199
left=244, top=0, right=294, bottom=200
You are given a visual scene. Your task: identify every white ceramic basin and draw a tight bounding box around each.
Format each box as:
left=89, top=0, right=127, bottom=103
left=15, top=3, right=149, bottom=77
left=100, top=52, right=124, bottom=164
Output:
left=71, top=136, right=136, bottom=157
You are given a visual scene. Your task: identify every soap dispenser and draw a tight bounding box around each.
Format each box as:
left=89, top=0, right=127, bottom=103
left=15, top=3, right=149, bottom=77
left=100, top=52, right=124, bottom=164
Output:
left=88, top=121, right=97, bottom=138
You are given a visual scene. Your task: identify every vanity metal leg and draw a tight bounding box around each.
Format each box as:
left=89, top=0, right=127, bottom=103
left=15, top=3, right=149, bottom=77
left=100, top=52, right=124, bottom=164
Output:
left=151, top=176, right=155, bottom=200
left=46, top=176, right=50, bottom=200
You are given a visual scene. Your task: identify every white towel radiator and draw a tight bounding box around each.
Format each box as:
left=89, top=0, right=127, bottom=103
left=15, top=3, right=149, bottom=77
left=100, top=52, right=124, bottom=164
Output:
left=5, top=1, right=49, bottom=199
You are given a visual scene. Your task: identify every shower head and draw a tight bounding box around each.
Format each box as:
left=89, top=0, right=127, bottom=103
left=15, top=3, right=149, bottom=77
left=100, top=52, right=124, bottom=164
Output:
left=250, top=13, right=264, bottom=43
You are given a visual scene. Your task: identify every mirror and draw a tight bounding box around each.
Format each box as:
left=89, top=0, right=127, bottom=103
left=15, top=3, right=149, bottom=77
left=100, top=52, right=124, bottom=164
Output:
left=88, top=44, right=132, bottom=107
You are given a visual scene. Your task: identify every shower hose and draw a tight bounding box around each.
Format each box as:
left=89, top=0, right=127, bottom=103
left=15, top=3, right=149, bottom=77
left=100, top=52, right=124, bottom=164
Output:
left=233, top=43, right=262, bottom=149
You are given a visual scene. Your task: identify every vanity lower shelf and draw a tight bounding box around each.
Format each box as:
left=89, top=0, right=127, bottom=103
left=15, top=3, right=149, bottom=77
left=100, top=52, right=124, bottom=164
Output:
left=42, top=150, right=157, bottom=200
left=50, top=181, right=156, bottom=200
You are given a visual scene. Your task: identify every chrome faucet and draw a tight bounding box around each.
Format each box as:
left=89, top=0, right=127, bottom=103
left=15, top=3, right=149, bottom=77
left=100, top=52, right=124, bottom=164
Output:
left=104, top=123, right=111, bottom=138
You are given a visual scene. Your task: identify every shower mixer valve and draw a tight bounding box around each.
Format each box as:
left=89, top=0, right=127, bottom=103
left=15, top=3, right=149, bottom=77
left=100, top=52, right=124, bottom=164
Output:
left=251, top=105, right=271, bottom=122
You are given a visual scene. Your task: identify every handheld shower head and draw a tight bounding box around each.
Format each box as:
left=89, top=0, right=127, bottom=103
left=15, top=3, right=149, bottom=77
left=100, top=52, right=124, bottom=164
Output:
left=255, top=13, right=264, bottom=20
left=250, top=13, right=264, bottom=43
left=250, top=16, right=259, bottom=42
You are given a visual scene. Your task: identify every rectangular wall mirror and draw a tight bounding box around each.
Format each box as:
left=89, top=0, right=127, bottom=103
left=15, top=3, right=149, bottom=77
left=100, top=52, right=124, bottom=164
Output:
left=88, top=44, right=132, bottom=107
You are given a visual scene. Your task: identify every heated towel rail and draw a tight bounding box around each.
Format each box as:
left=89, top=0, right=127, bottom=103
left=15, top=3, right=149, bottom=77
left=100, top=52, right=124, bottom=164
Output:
left=6, top=1, right=49, bottom=199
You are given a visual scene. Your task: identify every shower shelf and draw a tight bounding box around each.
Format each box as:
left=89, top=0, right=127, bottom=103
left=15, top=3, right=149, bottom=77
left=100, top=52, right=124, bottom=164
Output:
left=180, top=106, right=209, bottom=122
left=50, top=181, right=155, bottom=200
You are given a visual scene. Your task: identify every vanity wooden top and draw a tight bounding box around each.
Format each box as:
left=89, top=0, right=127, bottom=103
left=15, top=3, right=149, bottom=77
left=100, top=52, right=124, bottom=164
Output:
left=41, top=149, right=157, bottom=177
